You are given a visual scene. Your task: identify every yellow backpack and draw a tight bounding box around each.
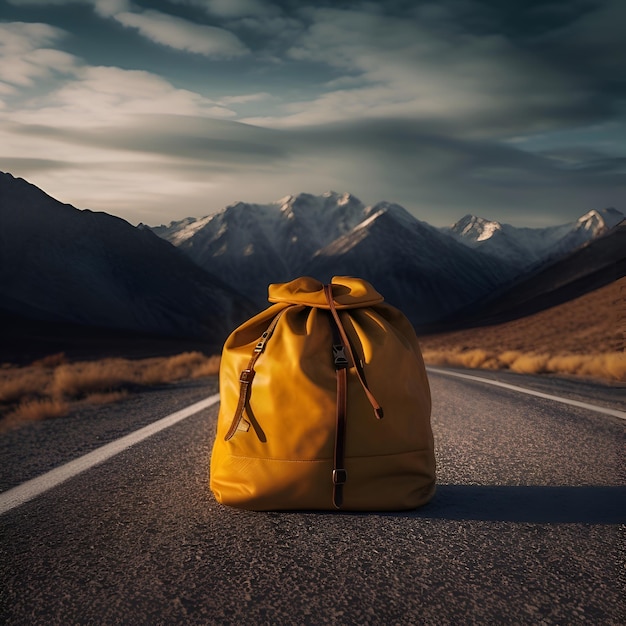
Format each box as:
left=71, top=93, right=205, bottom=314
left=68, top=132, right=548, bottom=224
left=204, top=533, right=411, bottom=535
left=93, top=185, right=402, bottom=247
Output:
left=210, top=276, right=436, bottom=510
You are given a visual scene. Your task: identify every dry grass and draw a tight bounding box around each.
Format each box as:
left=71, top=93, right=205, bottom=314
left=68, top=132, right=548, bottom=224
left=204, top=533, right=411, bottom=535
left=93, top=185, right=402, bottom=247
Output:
left=0, top=369, right=50, bottom=404
left=419, top=278, right=625, bottom=383
left=423, top=349, right=626, bottom=382
left=190, top=355, right=222, bottom=379
left=140, top=351, right=208, bottom=385
left=52, top=360, right=133, bottom=399
left=1, top=399, right=70, bottom=433
left=0, top=352, right=221, bottom=432
left=83, top=390, right=130, bottom=405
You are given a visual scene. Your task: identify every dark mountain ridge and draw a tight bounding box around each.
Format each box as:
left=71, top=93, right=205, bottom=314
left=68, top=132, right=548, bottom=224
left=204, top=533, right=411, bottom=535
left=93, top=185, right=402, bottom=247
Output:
left=434, top=221, right=626, bottom=331
left=0, top=172, right=254, bottom=349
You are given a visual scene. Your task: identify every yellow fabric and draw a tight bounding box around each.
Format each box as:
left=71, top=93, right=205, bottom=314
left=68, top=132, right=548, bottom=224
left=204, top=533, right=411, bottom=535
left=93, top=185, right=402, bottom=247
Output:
left=210, top=276, right=436, bottom=510
left=268, top=275, right=384, bottom=309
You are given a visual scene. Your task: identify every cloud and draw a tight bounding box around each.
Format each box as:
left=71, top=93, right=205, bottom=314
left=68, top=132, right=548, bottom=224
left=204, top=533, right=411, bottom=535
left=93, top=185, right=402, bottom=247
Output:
left=93, top=0, right=131, bottom=17
left=175, top=0, right=280, bottom=18
left=217, top=92, right=271, bottom=105
left=10, top=66, right=238, bottom=129
left=535, top=0, right=626, bottom=82
left=0, top=22, right=77, bottom=88
left=6, top=0, right=129, bottom=12
left=168, top=0, right=301, bottom=45
left=11, top=115, right=289, bottom=166
left=1, top=1, right=623, bottom=227
left=7, top=0, right=248, bottom=57
left=6, top=0, right=76, bottom=4
left=6, top=106, right=622, bottom=223
left=5, top=116, right=623, bottom=227
left=113, top=9, right=248, bottom=57
left=256, top=4, right=618, bottom=140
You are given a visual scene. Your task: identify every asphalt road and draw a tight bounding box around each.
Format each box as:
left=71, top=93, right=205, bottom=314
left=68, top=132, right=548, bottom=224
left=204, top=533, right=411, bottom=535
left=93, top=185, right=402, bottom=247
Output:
left=1, top=369, right=625, bottom=625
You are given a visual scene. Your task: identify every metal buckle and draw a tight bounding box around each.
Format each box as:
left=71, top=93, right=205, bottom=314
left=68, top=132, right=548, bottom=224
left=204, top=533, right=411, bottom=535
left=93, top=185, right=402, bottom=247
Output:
left=332, top=345, right=349, bottom=368
left=239, top=369, right=255, bottom=383
left=254, top=331, right=269, bottom=353
left=332, top=469, right=347, bottom=484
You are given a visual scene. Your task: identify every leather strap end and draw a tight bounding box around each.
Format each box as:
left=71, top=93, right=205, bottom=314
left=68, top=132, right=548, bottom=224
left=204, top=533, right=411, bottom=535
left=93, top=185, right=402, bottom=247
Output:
left=332, top=491, right=343, bottom=510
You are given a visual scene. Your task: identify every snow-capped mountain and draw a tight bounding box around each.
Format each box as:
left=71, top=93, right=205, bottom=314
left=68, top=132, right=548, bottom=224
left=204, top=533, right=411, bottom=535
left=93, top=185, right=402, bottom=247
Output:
left=4, top=169, right=621, bottom=340
left=0, top=172, right=253, bottom=341
left=152, top=192, right=370, bottom=305
left=152, top=192, right=623, bottom=326
left=445, top=219, right=626, bottom=328
left=550, top=208, right=624, bottom=258
left=445, top=208, right=624, bottom=268
left=153, top=196, right=521, bottom=325
left=307, top=202, right=517, bottom=325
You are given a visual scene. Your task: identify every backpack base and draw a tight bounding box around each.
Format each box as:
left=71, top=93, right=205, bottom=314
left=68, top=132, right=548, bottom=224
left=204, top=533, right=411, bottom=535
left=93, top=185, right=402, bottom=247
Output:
left=210, top=448, right=436, bottom=511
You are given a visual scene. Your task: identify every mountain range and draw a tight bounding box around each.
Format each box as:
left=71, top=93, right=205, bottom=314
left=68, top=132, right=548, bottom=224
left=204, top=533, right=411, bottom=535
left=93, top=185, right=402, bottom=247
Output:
left=1, top=171, right=623, bottom=354
left=151, top=192, right=624, bottom=326
left=447, top=209, right=624, bottom=269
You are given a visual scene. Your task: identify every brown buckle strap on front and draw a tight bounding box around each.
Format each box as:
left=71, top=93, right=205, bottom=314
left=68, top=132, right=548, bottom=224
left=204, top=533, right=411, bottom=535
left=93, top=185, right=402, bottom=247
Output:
left=323, top=284, right=383, bottom=420
left=325, top=290, right=348, bottom=509
left=224, top=309, right=287, bottom=441
left=323, top=283, right=384, bottom=509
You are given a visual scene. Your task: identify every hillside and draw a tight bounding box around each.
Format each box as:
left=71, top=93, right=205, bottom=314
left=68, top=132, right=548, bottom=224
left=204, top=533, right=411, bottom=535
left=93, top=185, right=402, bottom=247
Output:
left=307, top=203, right=515, bottom=325
left=0, top=172, right=254, bottom=346
left=419, top=278, right=626, bottom=382
left=426, top=221, right=626, bottom=332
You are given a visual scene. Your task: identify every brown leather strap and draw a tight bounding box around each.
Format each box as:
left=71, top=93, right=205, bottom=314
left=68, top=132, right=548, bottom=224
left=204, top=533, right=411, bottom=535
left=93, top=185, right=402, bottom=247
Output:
left=332, top=367, right=348, bottom=509
left=323, top=284, right=383, bottom=420
left=224, top=309, right=286, bottom=441
left=327, top=309, right=348, bottom=509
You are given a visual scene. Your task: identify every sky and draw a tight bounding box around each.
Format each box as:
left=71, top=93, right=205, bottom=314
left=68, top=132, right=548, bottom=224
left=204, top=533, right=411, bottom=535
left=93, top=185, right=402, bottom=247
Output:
left=0, top=0, right=624, bottom=228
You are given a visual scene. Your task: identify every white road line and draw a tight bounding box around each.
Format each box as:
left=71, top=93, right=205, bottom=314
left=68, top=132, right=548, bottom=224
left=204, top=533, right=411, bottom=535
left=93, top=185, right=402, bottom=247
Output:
left=0, top=393, right=220, bottom=516
left=427, top=367, right=626, bottom=421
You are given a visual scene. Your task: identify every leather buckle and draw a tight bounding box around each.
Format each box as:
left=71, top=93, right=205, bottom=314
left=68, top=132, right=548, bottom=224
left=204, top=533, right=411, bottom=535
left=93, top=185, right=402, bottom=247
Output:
left=239, top=369, right=255, bottom=383
left=332, top=469, right=347, bottom=484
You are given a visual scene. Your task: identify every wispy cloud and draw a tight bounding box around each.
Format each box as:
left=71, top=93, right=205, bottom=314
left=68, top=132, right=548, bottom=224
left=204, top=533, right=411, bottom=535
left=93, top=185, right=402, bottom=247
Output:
left=114, top=9, right=248, bottom=57
left=6, top=0, right=129, bottom=13
left=217, top=92, right=271, bottom=105
left=92, top=0, right=131, bottom=18
left=0, top=22, right=77, bottom=88
left=172, top=0, right=280, bottom=18
left=6, top=0, right=78, bottom=4
left=10, top=66, right=237, bottom=129
left=7, top=0, right=248, bottom=57
left=255, top=6, right=599, bottom=139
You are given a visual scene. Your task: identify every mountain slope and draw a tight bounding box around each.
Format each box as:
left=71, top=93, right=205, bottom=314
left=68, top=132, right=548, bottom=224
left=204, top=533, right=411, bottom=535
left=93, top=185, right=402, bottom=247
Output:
left=153, top=191, right=369, bottom=304
left=420, top=278, right=626, bottom=373
left=306, top=203, right=517, bottom=326
left=436, top=221, right=626, bottom=330
left=0, top=172, right=253, bottom=342
left=4, top=170, right=621, bottom=359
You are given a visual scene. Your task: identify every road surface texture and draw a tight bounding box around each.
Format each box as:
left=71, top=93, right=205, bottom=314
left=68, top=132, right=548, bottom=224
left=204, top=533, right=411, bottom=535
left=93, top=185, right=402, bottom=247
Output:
left=1, top=369, right=625, bottom=625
